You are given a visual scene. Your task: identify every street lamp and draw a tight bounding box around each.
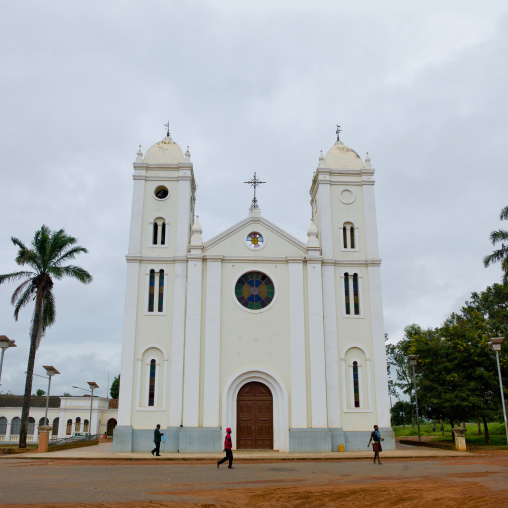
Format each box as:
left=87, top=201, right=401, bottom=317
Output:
left=488, top=337, right=507, bottom=446
left=73, top=381, right=99, bottom=436
left=0, top=336, right=17, bottom=386
left=408, top=355, right=421, bottom=443
left=42, top=366, right=60, bottom=426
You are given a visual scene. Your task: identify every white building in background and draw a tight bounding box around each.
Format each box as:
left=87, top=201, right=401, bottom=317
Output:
left=0, top=395, right=118, bottom=442
left=114, top=127, right=394, bottom=452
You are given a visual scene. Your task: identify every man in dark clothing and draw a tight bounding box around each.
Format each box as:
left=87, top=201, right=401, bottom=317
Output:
left=151, top=424, right=164, bottom=456
left=217, top=427, right=233, bottom=468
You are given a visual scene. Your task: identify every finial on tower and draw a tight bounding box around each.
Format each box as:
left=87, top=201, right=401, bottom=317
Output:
left=336, top=124, right=342, bottom=142
left=135, top=145, right=143, bottom=162
left=164, top=120, right=171, bottom=138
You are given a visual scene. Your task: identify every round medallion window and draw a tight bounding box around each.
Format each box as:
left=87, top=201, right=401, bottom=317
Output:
left=245, top=231, right=264, bottom=250
left=235, top=272, right=275, bottom=310
left=154, top=185, right=169, bottom=200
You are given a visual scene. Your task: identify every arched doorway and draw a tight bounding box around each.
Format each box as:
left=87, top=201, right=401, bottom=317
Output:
left=236, top=381, right=273, bottom=449
left=106, top=418, right=117, bottom=437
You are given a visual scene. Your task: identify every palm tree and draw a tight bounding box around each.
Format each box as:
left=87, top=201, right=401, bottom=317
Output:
left=484, top=206, right=508, bottom=284
left=0, top=225, right=92, bottom=447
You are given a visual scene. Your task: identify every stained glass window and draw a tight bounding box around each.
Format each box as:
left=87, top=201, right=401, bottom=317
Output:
left=148, top=359, right=156, bottom=406
left=158, top=270, right=164, bottom=312
left=353, top=273, right=360, bottom=315
left=344, top=272, right=350, bottom=315
left=353, top=361, right=360, bottom=407
left=246, top=232, right=264, bottom=249
left=148, top=270, right=155, bottom=312
left=235, top=271, right=275, bottom=310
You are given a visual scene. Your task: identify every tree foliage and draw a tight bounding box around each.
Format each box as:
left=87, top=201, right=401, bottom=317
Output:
left=110, top=374, right=120, bottom=399
left=484, top=205, right=508, bottom=284
left=0, top=225, right=92, bottom=448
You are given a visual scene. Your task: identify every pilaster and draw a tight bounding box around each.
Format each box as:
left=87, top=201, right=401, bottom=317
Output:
left=288, top=258, right=307, bottom=428
left=202, top=257, right=223, bottom=427
left=306, top=258, right=328, bottom=427
left=175, top=171, right=192, bottom=255
left=182, top=255, right=204, bottom=427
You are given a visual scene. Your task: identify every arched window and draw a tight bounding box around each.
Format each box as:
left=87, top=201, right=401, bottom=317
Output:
left=75, top=417, right=81, bottom=432
left=11, top=417, right=21, bottom=435
left=66, top=419, right=72, bottom=435
left=344, top=272, right=361, bottom=316
left=0, top=417, right=7, bottom=435
left=83, top=419, right=89, bottom=433
left=148, top=269, right=155, bottom=312
left=152, top=218, right=167, bottom=246
left=147, top=269, right=166, bottom=314
left=344, top=272, right=351, bottom=315
left=52, top=418, right=59, bottom=436
left=352, top=361, right=360, bottom=408
left=39, top=417, right=49, bottom=426
left=158, top=269, right=164, bottom=312
left=341, top=221, right=357, bottom=250
left=148, top=359, right=156, bottom=406
left=27, top=417, right=35, bottom=435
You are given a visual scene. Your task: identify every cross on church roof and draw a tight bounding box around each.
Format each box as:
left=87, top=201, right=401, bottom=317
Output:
left=164, top=121, right=171, bottom=138
left=336, top=124, right=342, bottom=141
left=244, top=172, right=266, bottom=210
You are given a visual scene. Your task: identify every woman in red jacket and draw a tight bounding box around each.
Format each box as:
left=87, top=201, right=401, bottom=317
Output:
left=217, top=427, right=234, bottom=469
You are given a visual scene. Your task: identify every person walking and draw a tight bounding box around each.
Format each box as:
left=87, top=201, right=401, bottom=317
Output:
left=217, top=427, right=234, bottom=469
left=151, top=424, right=164, bottom=456
left=367, top=424, right=384, bottom=464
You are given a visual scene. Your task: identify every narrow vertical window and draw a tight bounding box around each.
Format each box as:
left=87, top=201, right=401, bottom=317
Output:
left=353, top=273, right=360, bottom=315
left=161, top=222, right=166, bottom=245
left=350, top=226, right=355, bottom=249
left=148, top=270, right=155, bottom=312
left=83, top=419, right=89, bottom=433
left=148, top=359, right=156, bottom=406
left=344, top=272, right=350, bottom=315
left=66, top=419, right=72, bottom=435
left=158, top=270, right=164, bottom=312
left=353, top=361, right=360, bottom=407
left=153, top=222, right=158, bottom=245
left=343, top=227, right=348, bottom=248
left=75, top=417, right=81, bottom=432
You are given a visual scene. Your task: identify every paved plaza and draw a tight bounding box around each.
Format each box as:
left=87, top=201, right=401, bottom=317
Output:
left=0, top=443, right=507, bottom=506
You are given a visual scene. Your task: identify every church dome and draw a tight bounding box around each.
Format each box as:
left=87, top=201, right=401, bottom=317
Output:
left=143, top=135, right=185, bottom=164
left=324, top=140, right=365, bottom=170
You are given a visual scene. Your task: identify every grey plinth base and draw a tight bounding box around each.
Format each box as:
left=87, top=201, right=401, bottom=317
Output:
left=343, top=428, right=396, bottom=451
left=179, top=427, right=222, bottom=452
left=289, top=428, right=331, bottom=452
left=329, top=428, right=346, bottom=451
left=113, top=426, right=222, bottom=452
left=112, top=426, right=133, bottom=452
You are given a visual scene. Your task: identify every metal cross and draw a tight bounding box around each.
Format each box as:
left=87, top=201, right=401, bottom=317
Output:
left=336, top=124, right=342, bottom=141
left=164, top=121, right=171, bottom=137
left=244, top=172, right=266, bottom=209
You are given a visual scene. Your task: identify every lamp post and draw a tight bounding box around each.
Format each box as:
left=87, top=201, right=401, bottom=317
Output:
left=73, top=381, right=99, bottom=436
left=42, top=366, right=60, bottom=425
left=488, top=337, right=507, bottom=445
left=408, top=355, right=421, bottom=443
left=0, top=336, right=16, bottom=386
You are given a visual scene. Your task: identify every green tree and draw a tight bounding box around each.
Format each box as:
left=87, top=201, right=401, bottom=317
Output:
left=484, top=205, right=508, bottom=283
left=110, top=374, right=120, bottom=399
left=35, top=389, right=46, bottom=396
left=391, top=400, right=413, bottom=426
left=62, top=392, right=71, bottom=397
left=0, top=225, right=92, bottom=448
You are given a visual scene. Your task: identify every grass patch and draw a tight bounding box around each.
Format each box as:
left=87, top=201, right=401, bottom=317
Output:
left=394, top=421, right=506, bottom=446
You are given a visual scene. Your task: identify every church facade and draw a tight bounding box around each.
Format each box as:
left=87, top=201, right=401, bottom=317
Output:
left=113, top=128, right=394, bottom=452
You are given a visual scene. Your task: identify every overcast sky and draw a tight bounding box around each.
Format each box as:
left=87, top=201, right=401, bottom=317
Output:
left=0, top=1, right=507, bottom=397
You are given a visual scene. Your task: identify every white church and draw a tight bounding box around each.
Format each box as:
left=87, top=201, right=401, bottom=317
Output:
left=113, top=126, right=394, bottom=452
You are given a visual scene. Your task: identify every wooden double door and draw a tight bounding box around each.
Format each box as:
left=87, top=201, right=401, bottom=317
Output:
left=236, top=382, right=273, bottom=449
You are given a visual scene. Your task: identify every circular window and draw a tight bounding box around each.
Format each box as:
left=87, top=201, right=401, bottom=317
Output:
left=245, top=231, right=265, bottom=250
left=235, top=271, right=275, bottom=311
left=154, top=185, right=169, bottom=200
left=339, top=188, right=355, bottom=204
